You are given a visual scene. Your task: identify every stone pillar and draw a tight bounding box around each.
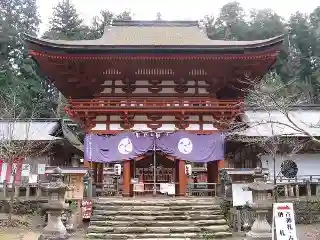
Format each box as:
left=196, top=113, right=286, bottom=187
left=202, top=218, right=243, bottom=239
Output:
left=245, top=167, right=274, bottom=240
left=316, top=183, right=320, bottom=196
left=123, top=160, right=131, bottom=197
left=289, top=185, right=295, bottom=197
left=70, top=155, right=79, bottom=167
left=38, top=167, right=69, bottom=240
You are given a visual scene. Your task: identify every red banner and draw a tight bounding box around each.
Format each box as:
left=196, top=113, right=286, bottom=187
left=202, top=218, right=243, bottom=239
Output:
left=81, top=199, right=93, bottom=219
left=0, top=158, right=24, bottom=184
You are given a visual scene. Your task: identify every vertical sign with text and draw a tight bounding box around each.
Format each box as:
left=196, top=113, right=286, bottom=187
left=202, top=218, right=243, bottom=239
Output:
left=273, top=203, right=298, bottom=240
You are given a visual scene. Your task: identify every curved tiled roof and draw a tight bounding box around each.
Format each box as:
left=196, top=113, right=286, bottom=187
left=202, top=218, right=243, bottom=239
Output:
left=25, top=20, right=284, bottom=52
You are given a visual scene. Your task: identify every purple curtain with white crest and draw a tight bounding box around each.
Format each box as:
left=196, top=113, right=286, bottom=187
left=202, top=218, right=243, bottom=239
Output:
left=84, top=131, right=225, bottom=163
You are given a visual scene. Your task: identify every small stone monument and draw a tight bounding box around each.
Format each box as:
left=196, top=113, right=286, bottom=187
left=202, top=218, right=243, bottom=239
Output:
left=245, top=167, right=274, bottom=240
left=38, top=167, right=69, bottom=240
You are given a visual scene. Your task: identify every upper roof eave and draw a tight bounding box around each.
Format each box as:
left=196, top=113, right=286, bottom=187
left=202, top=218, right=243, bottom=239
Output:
left=24, top=34, right=284, bottom=53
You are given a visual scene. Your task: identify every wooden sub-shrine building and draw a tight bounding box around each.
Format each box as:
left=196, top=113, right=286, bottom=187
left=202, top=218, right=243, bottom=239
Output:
left=25, top=20, right=283, bottom=197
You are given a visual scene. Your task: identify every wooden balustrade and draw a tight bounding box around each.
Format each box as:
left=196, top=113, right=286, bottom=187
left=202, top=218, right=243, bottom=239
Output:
left=0, top=181, right=45, bottom=200
left=0, top=180, right=91, bottom=200
left=68, top=98, right=243, bottom=111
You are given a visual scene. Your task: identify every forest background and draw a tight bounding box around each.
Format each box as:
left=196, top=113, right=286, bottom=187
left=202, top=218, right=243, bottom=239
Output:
left=0, top=0, right=319, bottom=118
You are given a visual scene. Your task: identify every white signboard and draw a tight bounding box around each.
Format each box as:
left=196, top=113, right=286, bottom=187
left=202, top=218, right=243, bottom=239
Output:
left=21, top=164, right=31, bottom=177
left=273, top=203, right=298, bottom=240
left=232, top=183, right=253, bottom=207
left=167, top=183, right=175, bottom=195
left=29, top=174, right=38, bottom=183
left=38, top=164, right=46, bottom=175
left=133, top=183, right=144, bottom=192
left=160, top=183, right=175, bottom=195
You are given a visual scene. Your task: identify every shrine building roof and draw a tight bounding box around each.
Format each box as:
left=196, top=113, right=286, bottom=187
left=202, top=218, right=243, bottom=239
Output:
left=25, top=20, right=284, bottom=53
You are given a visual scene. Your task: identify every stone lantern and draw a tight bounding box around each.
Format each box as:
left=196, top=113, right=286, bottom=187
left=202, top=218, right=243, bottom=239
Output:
left=245, top=167, right=274, bottom=240
left=38, top=167, right=69, bottom=240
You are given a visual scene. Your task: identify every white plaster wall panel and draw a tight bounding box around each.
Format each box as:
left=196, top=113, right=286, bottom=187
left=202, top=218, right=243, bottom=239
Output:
left=134, top=80, right=149, bottom=85
left=102, top=80, right=112, bottom=85
left=109, top=124, right=122, bottom=130
left=203, top=115, right=214, bottom=121
left=202, top=124, right=218, bottom=130
left=188, top=116, right=199, bottom=121
left=132, top=88, right=153, bottom=94
left=161, top=116, right=176, bottom=121
left=261, top=154, right=320, bottom=182
left=157, top=124, right=176, bottom=131
left=110, top=115, right=121, bottom=121
left=114, top=80, right=122, bottom=85
left=198, top=88, right=207, bottom=94
left=95, top=115, right=107, bottom=121
left=91, top=123, right=106, bottom=130
left=101, top=88, right=111, bottom=94
left=132, top=124, right=152, bottom=131
left=134, top=115, right=149, bottom=121
left=185, top=124, right=200, bottom=130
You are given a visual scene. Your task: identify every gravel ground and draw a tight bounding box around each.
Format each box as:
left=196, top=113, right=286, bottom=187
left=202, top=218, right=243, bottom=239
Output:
left=0, top=225, right=319, bottom=240
left=0, top=230, right=84, bottom=240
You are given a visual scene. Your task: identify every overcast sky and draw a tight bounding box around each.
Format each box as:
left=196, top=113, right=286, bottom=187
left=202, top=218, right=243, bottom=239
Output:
left=37, top=0, right=319, bottom=34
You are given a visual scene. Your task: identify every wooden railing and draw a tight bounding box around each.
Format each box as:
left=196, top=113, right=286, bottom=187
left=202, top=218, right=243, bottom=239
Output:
left=0, top=181, right=45, bottom=200
left=277, top=175, right=320, bottom=183
left=0, top=181, right=90, bottom=200
left=91, top=182, right=219, bottom=197
left=68, top=98, right=243, bottom=112
left=187, top=183, right=218, bottom=197
left=269, top=175, right=320, bottom=198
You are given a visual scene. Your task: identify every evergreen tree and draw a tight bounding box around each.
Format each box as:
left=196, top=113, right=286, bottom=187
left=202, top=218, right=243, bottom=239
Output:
left=43, top=0, right=91, bottom=117
left=0, top=0, right=56, bottom=117
left=43, top=0, right=88, bottom=40
left=88, top=10, right=115, bottom=39
left=87, top=10, right=132, bottom=39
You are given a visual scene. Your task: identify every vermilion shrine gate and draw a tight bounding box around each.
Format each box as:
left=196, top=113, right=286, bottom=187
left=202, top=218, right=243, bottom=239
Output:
left=25, top=20, right=283, bottom=197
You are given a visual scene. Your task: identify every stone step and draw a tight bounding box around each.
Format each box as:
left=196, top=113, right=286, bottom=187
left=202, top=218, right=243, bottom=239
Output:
left=94, top=198, right=221, bottom=206
left=90, top=219, right=226, bottom=227
left=88, top=225, right=230, bottom=234
left=92, top=209, right=222, bottom=216
left=87, top=198, right=231, bottom=239
left=90, top=214, right=224, bottom=221
left=86, top=232, right=232, bottom=239
left=93, top=205, right=221, bottom=211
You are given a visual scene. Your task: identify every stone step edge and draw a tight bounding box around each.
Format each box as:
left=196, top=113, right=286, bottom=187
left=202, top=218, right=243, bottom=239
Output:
left=86, top=232, right=232, bottom=238
left=94, top=205, right=221, bottom=207
left=91, top=210, right=222, bottom=215
left=90, top=216, right=225, bottom=221
left=93, top=207, right=221, bottom=211
left=87, top=225, right=230, bottom=233
left=90, top=219, right=226, bottom=225
left=95, top=198, right=221, bottom=201
left=94, top=202, right=221, bottom=206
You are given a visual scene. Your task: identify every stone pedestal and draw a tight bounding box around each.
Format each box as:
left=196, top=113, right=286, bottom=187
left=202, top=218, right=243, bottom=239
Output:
left=38, top=167, right=69, bottom=240
left=245, top=167, right=274, bottom=240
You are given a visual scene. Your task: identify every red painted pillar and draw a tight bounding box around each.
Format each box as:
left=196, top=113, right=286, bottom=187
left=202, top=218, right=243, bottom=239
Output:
left=214, top=160, right=225, bottom=183
left=98, top=163, right=104, bottom=183
left=178, top=160, right=187, bottom=196
left=207, top=160, right=225, bottom=183
left=123, top=160, right=131, bottom=197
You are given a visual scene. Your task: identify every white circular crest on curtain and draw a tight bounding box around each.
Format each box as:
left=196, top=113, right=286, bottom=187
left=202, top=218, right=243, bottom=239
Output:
left=178, top=138, right=193, bottom=154
left=118, top=137, right=133, bottom=155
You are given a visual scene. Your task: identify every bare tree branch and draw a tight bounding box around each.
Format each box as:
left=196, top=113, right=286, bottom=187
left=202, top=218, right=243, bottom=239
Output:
left=0, top=87, right=59, bottom=224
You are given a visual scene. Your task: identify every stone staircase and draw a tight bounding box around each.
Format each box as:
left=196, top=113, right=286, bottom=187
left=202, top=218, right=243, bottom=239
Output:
left=86, top=197, right=232, bottom=239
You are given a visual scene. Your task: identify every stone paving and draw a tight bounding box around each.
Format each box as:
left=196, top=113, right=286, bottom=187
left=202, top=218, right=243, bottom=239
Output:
left=1, top=225, right=320, bottom=239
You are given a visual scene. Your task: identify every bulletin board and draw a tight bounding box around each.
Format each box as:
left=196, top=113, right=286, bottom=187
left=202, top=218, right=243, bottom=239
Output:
left=232, top=183, right=253, bottom=207
left=65, top=175, right=84, bottom=200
